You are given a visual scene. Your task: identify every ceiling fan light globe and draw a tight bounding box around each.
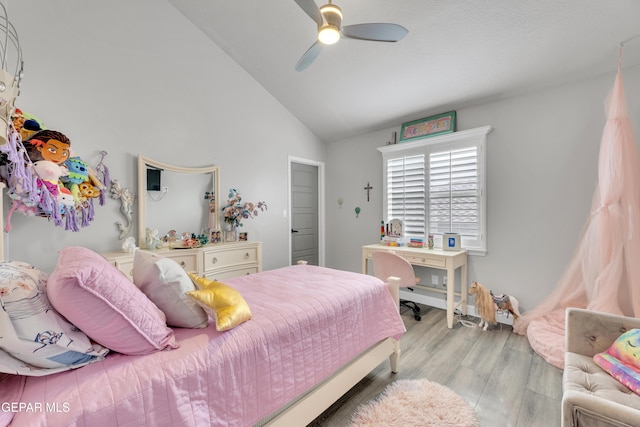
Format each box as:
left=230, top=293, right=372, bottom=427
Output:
left=318, top=3, right=342, bottom=45
left=318, top=25, right=340, bottom=45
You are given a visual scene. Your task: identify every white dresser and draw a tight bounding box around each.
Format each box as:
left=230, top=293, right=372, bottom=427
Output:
left=103, top=241, right=262, bottom=282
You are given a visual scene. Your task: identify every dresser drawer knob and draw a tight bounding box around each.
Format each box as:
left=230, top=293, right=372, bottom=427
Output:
left=244, top=252, right=250, bottom=259
left=180, top=261, right=186, bottom=268
left=211, top=257, right=218, bottom=264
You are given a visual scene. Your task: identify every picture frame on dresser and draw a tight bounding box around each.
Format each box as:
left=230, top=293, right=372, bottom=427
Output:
left=225, top=230, right=237, bottom=243
left=210, top=229, right=222, bottom=244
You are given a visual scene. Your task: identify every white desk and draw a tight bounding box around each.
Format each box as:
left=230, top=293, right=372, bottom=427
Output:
left=362, top=244, right=467, bottom=329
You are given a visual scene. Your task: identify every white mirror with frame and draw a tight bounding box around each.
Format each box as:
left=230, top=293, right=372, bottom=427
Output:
left=137, top=155, right=220, bottom=249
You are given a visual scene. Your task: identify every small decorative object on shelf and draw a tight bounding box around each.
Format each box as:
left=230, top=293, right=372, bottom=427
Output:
left=122, top=236, right=137, bottom=253
left=443, top=232, right=460, bottom=251
left=380, top=219, right=406, bottom=246
left=389, top=219, right=403, bottom=237
left=197, top=233, right=209, bottom=246
left=146, top=228, right=163, bottom=249
left=408, top=238, right=424, bottom=248
left=225, top=225, right=237, bottom=243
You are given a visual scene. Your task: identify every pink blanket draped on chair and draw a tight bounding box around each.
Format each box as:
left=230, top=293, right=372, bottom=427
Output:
left=514, top=64, right=640, bottom=369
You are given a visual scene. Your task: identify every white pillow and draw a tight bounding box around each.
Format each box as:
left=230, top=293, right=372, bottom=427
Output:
left=0, top=261, right=108, bottom=375
left=133, top=250, right=208, bottom=329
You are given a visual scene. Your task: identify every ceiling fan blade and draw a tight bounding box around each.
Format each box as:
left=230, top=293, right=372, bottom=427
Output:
left=295, top=41, right=323, bottom=71
left=341, top=23, right=409, bottom=42
left=294, top=0, right=323, bottom=27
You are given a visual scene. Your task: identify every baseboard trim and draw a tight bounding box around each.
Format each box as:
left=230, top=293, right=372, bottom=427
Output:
left=399, top=289, right=514, bottom=326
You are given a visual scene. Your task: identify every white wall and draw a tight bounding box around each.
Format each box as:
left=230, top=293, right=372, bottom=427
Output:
left=4, top=0, right=326, bottom=272
left=326, top=65, right=640, bottom=311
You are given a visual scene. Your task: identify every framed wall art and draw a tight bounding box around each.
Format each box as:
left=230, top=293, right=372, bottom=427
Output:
left=400, top=111, right=456, bottom=142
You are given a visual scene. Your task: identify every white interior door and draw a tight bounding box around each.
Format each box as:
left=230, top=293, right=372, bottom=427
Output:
left=290, top=160, right=322, bottom=265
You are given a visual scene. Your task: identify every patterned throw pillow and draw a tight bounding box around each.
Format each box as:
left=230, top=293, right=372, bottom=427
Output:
left=0, top=261, right=107, bottom=376
left=593, top=328, right=640, bottom=395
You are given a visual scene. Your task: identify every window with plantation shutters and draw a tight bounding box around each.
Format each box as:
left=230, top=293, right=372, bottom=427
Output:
left=387, top=154, right=425, bottom=237
left=428, top=146, right=479, bottom=237
left=379, top=126, right=491, bottom=255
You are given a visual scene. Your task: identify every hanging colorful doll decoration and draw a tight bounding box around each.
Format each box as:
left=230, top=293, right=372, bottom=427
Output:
left=0, top=109, right=110, bottom=232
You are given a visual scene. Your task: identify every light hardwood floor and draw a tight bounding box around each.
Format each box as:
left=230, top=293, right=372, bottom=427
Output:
left=308, top=304, right=564, bottom=427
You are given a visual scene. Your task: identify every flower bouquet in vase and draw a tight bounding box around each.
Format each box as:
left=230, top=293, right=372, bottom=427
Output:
left=221, top=188, right=267, bottom=242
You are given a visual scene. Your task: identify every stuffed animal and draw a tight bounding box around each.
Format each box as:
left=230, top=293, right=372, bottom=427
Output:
left=24, top=129, right=71, bottom=164
left=33, top=160, right=67, bottom=191
left=78, top=181, right=101, bottom=199
left=468, top=281, right=520, bottom=331
left=32, top=160, right=69, bottom=215
left=12, top=108, right=45, bottom=141
left=57, top=187, right=75, bottom=211
left=61, top=156, right=89, bottom=202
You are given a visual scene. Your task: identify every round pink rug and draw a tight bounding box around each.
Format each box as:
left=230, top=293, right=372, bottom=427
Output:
left=350, top=379, right=479, bottom=427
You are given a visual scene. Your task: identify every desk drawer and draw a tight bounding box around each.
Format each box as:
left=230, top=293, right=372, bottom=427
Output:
left=365, top=247, right=402, bottom=259
left=404, top=254, right=446, bottom=268
left=203, top=247, right=258, bottom=271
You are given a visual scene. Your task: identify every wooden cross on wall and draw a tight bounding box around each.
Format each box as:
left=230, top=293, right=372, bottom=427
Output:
left=364, top=182, right=373, bottom=202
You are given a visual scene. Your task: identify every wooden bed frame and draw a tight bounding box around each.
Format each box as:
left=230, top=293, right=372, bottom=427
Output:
left=263, top=277, right=401, bottom=426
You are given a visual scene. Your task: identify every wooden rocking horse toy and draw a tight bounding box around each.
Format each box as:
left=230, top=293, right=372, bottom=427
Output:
left=468, top=281, right=520, bottom=330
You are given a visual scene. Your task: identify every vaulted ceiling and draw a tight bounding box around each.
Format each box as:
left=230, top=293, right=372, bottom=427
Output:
left=169, top=0, right=640, bottom=142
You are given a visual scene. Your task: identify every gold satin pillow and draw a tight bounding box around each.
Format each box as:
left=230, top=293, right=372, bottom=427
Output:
left=186, top=273, right=252, bottom=331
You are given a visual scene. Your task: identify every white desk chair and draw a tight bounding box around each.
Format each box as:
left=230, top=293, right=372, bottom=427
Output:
left=372, top=251, right=422, bottom=321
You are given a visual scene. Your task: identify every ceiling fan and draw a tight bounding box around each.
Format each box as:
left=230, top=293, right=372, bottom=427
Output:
left=294, top=0, right=409, bottom=71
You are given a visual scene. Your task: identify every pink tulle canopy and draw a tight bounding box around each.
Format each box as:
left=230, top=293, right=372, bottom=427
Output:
left=514, top=67, right=640, bottom=368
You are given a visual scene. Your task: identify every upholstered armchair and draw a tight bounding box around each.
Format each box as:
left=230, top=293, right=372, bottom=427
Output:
left=563, top=307, right=640, bottom=427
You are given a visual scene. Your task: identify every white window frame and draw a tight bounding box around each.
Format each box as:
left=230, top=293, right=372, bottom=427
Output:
left=378, top=126, right=492, bottom=256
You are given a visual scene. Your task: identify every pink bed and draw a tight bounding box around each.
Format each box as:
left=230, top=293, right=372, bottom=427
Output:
left=1, top=264, right=405, bottom=427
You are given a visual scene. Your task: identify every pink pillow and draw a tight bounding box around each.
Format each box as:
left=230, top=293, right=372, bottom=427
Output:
left=47, top=247, right=178, bottom=355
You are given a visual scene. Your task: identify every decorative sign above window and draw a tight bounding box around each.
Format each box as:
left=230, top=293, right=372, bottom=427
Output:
left=400, top=111, right=457, bottom=142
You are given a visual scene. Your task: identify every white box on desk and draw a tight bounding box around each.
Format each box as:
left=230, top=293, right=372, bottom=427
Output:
left=443, top=233, right=460, bottom=251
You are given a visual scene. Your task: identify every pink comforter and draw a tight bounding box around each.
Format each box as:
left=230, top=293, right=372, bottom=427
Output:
left=2, top=265, right=405, bottom=427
